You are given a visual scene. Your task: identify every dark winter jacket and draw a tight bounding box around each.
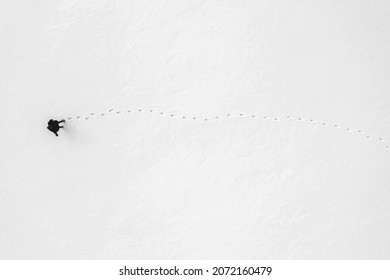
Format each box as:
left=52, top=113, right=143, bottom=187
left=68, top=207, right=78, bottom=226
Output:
left=47, top=119, right=60, bottom=135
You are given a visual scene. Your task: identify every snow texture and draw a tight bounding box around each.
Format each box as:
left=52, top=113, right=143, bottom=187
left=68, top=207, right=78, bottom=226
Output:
left=1, top=0, right=390, bottom=259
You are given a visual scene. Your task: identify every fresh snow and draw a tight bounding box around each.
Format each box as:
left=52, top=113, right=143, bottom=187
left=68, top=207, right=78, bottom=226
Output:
left=1, top=0, right=390, bottom=259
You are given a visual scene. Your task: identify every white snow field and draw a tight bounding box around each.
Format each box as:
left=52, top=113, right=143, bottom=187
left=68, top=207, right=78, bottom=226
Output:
left=1, top=0, right=390, bottom=259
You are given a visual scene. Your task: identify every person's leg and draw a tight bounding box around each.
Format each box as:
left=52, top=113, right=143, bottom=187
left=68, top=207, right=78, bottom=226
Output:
left=59, top=120, right=65, bottom=123
left=59, top=126, right=64, bottom=128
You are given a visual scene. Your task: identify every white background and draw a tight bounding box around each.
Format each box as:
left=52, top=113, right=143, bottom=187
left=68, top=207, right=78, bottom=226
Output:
left=2, top=260, right=390, bottom=280
left=1, top=0, right=390, bottom=259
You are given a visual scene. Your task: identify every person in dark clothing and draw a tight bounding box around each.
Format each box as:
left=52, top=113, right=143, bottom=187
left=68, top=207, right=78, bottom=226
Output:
left=47, top=119, right=65, bottom=137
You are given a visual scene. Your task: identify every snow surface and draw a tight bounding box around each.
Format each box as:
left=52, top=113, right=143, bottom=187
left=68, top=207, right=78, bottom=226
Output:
left=1, top=0, right=390, bottom=259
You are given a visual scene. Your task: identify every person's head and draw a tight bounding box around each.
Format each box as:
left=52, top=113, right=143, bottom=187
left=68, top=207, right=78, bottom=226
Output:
left=47, top=125, right=53, bottom=131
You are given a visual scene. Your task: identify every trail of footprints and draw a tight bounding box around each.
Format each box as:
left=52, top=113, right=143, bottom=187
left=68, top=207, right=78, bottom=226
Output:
left=66, top=108, right=389, bottom=151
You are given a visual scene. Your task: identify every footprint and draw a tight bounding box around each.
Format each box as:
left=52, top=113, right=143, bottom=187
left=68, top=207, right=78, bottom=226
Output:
left=64, top=109, right=387, bottom=151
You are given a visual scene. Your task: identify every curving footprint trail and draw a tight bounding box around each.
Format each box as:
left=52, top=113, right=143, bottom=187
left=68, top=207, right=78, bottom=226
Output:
left=65, top=107, right=390, bottom=151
